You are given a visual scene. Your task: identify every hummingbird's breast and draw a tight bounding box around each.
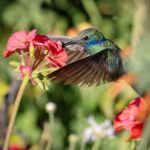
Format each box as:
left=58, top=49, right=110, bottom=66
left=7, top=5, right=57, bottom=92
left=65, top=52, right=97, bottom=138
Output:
left=86, top=44, right=101, bottom=54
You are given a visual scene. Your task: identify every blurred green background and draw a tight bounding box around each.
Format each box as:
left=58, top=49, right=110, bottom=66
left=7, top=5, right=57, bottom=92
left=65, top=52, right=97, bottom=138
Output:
left=0, top=0, right=147, bottom=149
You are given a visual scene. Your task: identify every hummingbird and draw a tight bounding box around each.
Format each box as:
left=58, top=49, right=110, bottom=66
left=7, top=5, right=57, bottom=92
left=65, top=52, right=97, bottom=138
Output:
left=47, top=28, right=125, bottom=86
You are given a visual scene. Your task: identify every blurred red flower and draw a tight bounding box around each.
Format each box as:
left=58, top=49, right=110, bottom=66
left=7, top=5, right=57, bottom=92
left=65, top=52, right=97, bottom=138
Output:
left=114, top=97, right=147, bottom=141
left=9, top=144, right=26, bottom=150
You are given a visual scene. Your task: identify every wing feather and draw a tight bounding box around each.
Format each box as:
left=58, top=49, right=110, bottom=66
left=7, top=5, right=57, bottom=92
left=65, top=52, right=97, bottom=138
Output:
left=47, top=48, right=124, bottom=86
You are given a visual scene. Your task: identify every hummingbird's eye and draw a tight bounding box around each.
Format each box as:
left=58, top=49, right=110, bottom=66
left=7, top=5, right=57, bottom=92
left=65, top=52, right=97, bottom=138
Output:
left=83, top=36, right=89, bottom=40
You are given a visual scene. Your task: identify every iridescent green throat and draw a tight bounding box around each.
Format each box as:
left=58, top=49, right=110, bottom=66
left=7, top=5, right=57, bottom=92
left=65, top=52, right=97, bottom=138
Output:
left=85, top=39, right=119, bottom=54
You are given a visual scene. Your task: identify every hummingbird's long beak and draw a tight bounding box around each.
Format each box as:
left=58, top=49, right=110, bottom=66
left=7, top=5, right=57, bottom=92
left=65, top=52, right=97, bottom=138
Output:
left=63, top=37, right=79, bottom=47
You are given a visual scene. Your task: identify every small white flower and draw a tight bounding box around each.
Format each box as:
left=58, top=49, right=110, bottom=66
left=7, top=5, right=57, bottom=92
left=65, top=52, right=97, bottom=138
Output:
left=82, top=116, right=115, bottom=142
left=45, top=102, right=56, bottom=113
left=83, top=128, right=93, bottom=141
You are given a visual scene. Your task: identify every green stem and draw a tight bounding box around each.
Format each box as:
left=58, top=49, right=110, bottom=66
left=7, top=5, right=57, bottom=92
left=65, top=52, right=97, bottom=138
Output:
left=3, top=76, right=29, bottom=150
left=81, top=0, right=102, bottom=28
left=45, top=111, right=55, bottom=150
left=91, top=139, right=101, bottom=150
left=80, top=140, right=86, bottom=150
left=38, top=68, right=56, bottom=73
left=137, top=114, right=150, bottom=150
left=32, top=68, right=56, bottom=78
left=69, top=142, right=76, bottom=150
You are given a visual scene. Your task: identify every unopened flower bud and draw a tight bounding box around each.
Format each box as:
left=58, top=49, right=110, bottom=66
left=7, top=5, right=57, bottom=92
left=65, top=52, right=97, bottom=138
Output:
left=20, top=65, right=32, bottom=77
left=68, top=134, right=78, bottom=144
left=45, top=102, right=56, bottom=113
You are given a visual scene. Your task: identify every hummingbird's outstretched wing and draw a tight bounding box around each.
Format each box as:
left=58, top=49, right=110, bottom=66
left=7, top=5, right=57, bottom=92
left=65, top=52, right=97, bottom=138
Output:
left=48, top=35, right=89, bottom=63
left=47, top=48, right=124, bottom=86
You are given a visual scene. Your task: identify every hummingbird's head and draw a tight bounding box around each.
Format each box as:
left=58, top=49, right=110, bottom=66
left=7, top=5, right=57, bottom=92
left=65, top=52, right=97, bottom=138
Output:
left=63, top=28, right=107, bottom=49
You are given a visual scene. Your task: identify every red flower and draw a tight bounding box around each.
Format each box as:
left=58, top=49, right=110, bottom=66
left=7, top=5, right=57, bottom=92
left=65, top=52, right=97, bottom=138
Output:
left=9, top=144, right=26, bottom=150
left=3, top=30, right=36, bottom=57
left=114, top=97, right=146, bottom=141
left=3, top=29, right=68, bottom=86
left=2, top=29, right=68, bottom=68
left=46, top=41, right=68, bottom=68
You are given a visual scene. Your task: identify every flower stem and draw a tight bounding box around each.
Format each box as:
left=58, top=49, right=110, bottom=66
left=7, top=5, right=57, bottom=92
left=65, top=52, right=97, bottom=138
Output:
left=137, top=114, right=150, bottom=150
left=81, top=0, right=102, bottom=28
left=80, top=140, right=86, bottom=150
left=69, top=142, right=76, bottom=150
left=3, top=76, right=29, bottom=150
left=38, top=68, right=56, bottom=73
left=45, top=111, right=55, bottom=150
left=91, top=139, right=101, bottom=150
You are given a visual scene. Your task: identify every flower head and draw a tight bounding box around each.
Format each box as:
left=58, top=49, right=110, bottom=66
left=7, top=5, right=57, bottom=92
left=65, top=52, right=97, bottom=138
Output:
left=45, top=102, right=56, bottom=113
left=3, top=29, right=68, bottom=89
left=83, top=116, right=114, bottom=142
left=114, top=97, right=147, bottom=141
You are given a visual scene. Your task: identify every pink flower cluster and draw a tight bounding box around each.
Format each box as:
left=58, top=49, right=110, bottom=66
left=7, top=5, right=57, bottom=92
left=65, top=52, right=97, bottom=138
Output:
left=9, top=144, right=26, bottom=150
left=3, top=30, right=68, bottom=78
left=114, top=97, right=148, bottom=141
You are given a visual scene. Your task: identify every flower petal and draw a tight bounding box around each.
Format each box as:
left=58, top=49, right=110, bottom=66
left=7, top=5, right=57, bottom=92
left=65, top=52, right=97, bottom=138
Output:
left=33, top=34, right=49, bottom=46
left=46, top=40, right=68, bottom=68
left=3, top=30, right=37, bottom=57
left=26, top=29, right=37, bottom=41
left=130, top=124, right=143, bottom=139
